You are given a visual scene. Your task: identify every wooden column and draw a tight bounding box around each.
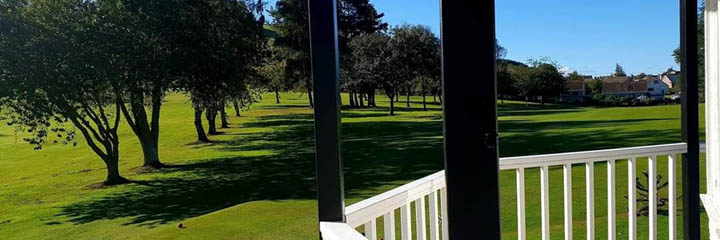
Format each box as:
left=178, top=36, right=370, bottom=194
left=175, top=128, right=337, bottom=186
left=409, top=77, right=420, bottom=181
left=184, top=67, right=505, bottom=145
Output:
left=308, top=0, right=344, bottom=227
left=440, top=1, right=502, bottom=239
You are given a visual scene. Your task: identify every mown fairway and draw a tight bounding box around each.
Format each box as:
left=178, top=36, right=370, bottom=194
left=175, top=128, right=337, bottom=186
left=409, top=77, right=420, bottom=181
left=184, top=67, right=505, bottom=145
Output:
left=0, top=92, right=709, bottom=239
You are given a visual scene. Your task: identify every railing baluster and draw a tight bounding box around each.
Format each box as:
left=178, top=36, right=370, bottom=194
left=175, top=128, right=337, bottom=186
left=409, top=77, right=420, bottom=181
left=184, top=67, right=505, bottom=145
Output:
left=429, top=191, right=440, bottom=240
left=541, top=165, right=550, bottom=240
left=415, top=198, right=427, bottom=240
left=401, top=204, right=412, bottom=240
left=517, top=168, right=527, bottom=240
left=586, top=162, right=595, bottom=239
left=608, top=159, right=616, bottom=240
left=384, top=211, right=396, bottom=240
left=628, top=157, right=637, bottom=240
left=668, top=154, right=677, bottom=240
left=649, top=156, right=657, bottom=240
left=563, top=164, right=572, bottom=240
left=365, top=219, right=377, bottom=240
left=440, top=188, right=449, bottom=240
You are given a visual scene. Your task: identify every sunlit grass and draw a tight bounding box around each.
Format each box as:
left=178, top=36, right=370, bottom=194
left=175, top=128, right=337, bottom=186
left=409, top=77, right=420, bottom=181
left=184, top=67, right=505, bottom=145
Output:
left=0, top=92, right=708, bottom=239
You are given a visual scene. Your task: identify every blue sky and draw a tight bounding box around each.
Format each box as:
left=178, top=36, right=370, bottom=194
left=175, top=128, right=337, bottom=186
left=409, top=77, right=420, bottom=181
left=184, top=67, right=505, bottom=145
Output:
left=266, top=0, right=681, bottom=76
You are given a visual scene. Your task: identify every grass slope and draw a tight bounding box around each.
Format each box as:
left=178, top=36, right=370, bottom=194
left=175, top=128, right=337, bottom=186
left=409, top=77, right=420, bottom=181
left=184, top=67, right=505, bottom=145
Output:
left=0, top=92, right=708, bottom=239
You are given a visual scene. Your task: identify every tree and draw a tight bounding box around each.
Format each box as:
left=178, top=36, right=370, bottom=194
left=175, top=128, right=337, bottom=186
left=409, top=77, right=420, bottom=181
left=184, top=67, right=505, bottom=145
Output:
left=172, top=0, right=264, bottom=141
left=349, top=32, right=399, bottom=114
left=0, top=0, right=128, bottom=185
left=587, top=78, right=604, bottom=96
left=672, top=2, right=704, bottom=100
left=108, top=0, right=184, bottom=168
left=614, top=63, right=627, bottom=77
left=497, top=59, right=524, bottom=103
left=271, top=0, right=313, bottom=107
left=534, top=64, right=566, bottom=104
left=338, top=0, right=386, bottom=109
left=388, top=25, right=439, bottom=111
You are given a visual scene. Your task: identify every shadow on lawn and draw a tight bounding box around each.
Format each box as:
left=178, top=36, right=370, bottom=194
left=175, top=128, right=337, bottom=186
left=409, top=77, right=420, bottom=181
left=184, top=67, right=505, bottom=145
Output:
left=53, top=107, right=682, bottom=227
left=54, top=112, right=445, bottom=227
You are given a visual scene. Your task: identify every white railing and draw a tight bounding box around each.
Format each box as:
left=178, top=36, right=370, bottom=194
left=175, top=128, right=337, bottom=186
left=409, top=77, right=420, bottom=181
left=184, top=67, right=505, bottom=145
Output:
left=321, top=143, right=705, bottom=240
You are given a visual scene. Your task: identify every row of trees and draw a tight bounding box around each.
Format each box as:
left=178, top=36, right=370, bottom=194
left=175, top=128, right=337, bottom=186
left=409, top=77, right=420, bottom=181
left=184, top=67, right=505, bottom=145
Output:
left=497, top=58, right=566, bottom=104
left=0, top=0, right=266, bottom=185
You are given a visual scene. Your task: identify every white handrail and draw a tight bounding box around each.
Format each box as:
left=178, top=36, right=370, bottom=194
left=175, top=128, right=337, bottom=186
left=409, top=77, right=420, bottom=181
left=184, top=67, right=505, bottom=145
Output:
left=320, top=222, right=368, bottom=240
left=342, top=142, right=706, bottom=239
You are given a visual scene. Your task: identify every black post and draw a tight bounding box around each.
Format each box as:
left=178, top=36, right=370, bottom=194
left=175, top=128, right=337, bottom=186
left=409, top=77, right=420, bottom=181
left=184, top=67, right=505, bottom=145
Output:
left=440, top=1, right=502, bottom=239
left=680, top=0, right=700, bottom=239
left=308, top=0, right=344, bottom=226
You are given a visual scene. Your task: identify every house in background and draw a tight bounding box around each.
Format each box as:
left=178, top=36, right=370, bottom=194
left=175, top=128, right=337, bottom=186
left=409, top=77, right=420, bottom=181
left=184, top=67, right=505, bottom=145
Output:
left=662, top=70, right=681, bottom=93
left=560, top=80, right=585, bottom=103
left=644, top=76, right=670, bottom=100
left=601, top=76, right=650, bottom=98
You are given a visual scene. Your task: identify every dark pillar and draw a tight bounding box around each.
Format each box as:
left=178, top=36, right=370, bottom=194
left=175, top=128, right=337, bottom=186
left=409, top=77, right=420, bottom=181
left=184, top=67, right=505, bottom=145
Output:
left=308, top=0, right=344, bottom=225
left=440, top=1, right=502, bottom=239
left=680, top=0, right=700, bottom=239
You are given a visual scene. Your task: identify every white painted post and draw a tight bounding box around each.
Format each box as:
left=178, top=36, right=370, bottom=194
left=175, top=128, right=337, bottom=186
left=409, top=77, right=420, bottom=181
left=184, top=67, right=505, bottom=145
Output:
left=365, top=219, right=377, bottom=240
left=401, top=204, right=412, bottom=240
left=563, top=164, right=573, bottom=240
left=628, top=157, right=637, bottom=240
left=649, top=156, right=657, bottom=240
left=440, top=188, right=449, bottom=240
left=669, top=154, right=677, bottom=240
left=706, top=2, right=720, bottom=239
left=517, top=168, right=526, bottom=240
left=541, top=165, right=550, bottom=240
left=384, top=211, right=396, bottom=240
left=429, top=192, right=440, bottom=240
left=586, top=162, right=595, bottom=240
left=608, top=159, right=616, bottom=240
left=415, top=198, right=427, bottom=240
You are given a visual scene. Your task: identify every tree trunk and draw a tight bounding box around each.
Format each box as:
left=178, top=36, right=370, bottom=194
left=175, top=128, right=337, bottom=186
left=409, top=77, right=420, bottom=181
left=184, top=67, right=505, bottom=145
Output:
left=103, top=154, right=129, bottom=186
left=395, top=92, right=399, bottom=102
left=359, top=93, right=365, bottom=108
left=233, top=99, right=241, bottom=117
left=406, top=91, right=411, bottom=108
left=369, top=91, right=376, bottom=107
left=349, top=90, right=356, bottom=108
left=389, top=95, right=395, bottom=116
left=307, top=88, right=314, bottom=108
left=433, top=94, right=437, bottom=103
left=275, top=89, right=280, bottom=104
left=422, top=92, right=427, bottom=111
left=206, top=109, right=219, bottom=135
left=194, top=105, right=210, bottom=142
left=220, top=106, right=229, bottom=128
left=125, top=99, right=163, bottom=168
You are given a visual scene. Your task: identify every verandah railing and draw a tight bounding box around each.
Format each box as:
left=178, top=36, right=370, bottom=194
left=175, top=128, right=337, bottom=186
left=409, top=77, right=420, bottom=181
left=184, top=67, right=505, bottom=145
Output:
left=320, top=143, right=706, bottom=240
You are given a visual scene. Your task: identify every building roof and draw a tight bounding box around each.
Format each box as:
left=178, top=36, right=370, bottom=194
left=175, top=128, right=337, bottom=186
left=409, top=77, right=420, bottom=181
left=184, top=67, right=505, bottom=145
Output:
left=566, top=81, right=585, bottom=92
left=602, top=78, right=648, bottom=94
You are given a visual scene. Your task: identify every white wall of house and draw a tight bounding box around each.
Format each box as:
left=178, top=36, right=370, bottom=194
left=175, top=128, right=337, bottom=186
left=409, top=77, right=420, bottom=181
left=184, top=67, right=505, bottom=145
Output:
left=646, top=78, right=669, bottom=100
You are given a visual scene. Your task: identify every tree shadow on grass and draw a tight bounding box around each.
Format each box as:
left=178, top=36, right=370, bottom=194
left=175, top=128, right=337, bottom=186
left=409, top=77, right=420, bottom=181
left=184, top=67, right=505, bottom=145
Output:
left=54, top=113, right=445, bottom=227
left=54, top=111, right=682, bottom=227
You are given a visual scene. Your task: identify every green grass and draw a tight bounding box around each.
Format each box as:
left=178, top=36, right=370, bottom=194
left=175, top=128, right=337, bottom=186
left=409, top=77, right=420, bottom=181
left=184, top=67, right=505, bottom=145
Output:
left=0, top=92, right=708, bottom=239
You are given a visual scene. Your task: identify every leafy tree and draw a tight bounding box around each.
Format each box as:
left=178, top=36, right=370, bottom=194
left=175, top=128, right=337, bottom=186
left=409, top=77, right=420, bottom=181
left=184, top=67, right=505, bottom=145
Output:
left=349, top=32, right=399, bottom=114
left=0, top=0, right=128, bottom=185
left=587, top=78, right=604, bottom=96
left=567, top=71, right=584, bottom=82
left=614, top=63, right=627, bottom=77
left=534, top=64, right=566, bottom=104
left=672, top=2, right=705, bottom=100
left=271, top=0, right=313, bottom=107
left=337, top=0, right=386, bottom=108
left=169, top=0, right=264, bottom=141
left=389, top=25, right=438, bottom=109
